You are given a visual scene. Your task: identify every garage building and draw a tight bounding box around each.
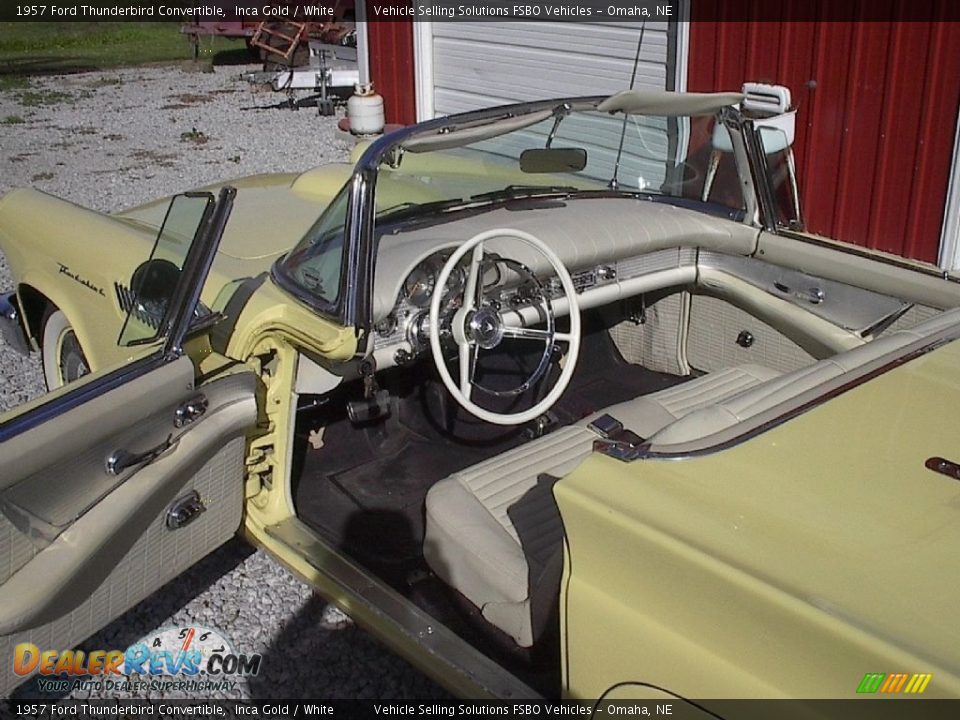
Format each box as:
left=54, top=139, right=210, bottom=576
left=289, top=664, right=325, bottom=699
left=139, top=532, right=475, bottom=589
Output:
left=356, top=2, right=960, bottom=270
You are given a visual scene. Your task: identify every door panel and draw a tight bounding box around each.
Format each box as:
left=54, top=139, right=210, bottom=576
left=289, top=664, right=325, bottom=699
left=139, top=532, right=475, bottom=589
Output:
left=0, top=188, right=253, bottom=696
left=0, top=436, right=247, bottom=695
left=0, top=367, right=256, bottom=636
left=0, top=512, right=35, bottom=587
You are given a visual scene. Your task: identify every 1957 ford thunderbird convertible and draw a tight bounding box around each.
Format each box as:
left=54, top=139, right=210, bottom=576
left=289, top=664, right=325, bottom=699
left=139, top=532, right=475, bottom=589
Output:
left=0, top=88, right=959, bottom=703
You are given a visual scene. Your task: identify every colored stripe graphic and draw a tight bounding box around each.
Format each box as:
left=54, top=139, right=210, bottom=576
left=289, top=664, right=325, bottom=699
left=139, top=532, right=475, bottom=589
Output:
left=904, top=674, right=933, bottom=694
left=857, top=673, right=886, bottom=693
left=857, top=672, right=932, bottom=694
left=880, top=673, right=908, bottom=693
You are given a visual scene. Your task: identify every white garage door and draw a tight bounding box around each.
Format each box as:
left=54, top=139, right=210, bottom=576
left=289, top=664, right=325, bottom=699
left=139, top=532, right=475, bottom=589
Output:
left=417, top=20, right=681, bottom=119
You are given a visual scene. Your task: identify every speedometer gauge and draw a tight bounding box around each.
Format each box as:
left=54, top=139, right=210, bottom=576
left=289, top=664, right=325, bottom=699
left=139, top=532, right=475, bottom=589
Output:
left=404, top=266, right=435, bottom=307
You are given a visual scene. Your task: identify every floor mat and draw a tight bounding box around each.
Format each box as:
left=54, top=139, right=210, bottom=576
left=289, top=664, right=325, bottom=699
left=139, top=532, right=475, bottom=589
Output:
left=329, top=437, right=485, bottom=513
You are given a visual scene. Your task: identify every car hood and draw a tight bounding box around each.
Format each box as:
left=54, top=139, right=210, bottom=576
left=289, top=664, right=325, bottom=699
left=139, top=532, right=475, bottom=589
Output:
left=559, top=337, right=960, bottom=683
left=116, top=164, right=353, bottom=265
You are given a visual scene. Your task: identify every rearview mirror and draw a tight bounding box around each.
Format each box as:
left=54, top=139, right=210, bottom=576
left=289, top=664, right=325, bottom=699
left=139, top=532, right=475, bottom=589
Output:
left=520, top=147, right=587, bottom=173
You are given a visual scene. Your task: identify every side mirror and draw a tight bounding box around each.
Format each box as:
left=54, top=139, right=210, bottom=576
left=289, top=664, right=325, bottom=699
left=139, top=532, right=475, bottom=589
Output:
left=130, top=258, right=181, bottom=306
left=520, top=147, right=587, bottom=173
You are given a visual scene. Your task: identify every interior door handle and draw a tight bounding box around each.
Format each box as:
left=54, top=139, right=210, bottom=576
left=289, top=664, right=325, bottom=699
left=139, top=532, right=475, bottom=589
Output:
left=105, top=434, right=175, bottom=476
left=175, top=395, right=208, bottom=428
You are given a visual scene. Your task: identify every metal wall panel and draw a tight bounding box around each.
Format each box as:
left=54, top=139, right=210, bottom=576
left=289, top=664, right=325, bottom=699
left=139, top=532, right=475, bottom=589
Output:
left=430, top=21, right=675, bottom=116
left=689, top=1, right=960, bottom=264
left=367, top=19, right=417, bottom=124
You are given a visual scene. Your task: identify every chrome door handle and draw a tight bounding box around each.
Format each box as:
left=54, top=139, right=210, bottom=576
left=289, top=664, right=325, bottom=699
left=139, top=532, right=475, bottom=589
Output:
left=806, top=287, right=825, bottom=304
left=174, top=395, right=208, bottom=428
left=106, top=434, right=175, bottom=476
left=166, top=491, right=206, bottom=530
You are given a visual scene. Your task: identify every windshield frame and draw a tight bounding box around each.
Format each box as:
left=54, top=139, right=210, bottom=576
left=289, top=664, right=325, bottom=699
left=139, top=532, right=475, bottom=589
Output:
left=274, top=94, right=764, bottom=343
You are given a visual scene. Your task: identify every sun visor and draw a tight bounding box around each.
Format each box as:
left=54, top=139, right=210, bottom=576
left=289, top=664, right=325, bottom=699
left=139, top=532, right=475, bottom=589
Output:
left=401, top=110, right=553, bottom=153
left=598, top=90, right=745, bottom=116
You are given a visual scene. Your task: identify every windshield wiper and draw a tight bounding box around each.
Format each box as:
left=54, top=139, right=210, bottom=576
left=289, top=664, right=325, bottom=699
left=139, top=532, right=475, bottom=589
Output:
left=377, top=197, right=470, bottom=221
left=468, top=184, right=581, bottom=203
left=378, top=185, right=584, bottom=222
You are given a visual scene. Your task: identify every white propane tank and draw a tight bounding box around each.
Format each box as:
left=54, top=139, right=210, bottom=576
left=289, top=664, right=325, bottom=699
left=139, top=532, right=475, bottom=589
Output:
left=347, top=83, right=385, bottom=136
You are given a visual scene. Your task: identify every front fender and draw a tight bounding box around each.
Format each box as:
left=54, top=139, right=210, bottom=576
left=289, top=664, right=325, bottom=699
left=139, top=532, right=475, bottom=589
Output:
left=16, top=269, right=127, bottom=371
left=0, top=189, right=155, bottom=370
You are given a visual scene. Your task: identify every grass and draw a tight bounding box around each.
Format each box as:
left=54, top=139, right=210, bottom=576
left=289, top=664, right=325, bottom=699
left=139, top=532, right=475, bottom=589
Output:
left=0, top=75, right=30, bottom=90
left=19, top=88, right=78, bottom=106
left=180, top=127, right=209, bottom=144
left=2, top=114, right=24, bottom=124
left=0, top=22, right=245, bottom=76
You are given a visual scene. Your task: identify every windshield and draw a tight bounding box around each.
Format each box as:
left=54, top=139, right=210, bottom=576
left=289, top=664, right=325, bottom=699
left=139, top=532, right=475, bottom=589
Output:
left=373, top=107, right=744, bottom=219
left=278, top=100, right=745, bottom=312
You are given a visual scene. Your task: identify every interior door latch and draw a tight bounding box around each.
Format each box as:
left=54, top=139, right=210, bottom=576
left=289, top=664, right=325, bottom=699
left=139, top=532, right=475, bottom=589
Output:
left=174, top=395, right=208, bottom=428
left=166, top=490, right=206, bottom=530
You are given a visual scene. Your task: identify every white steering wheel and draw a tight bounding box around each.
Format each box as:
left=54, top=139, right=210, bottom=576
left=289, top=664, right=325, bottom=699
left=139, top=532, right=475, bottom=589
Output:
left=428, top=228, right=581, bottom=426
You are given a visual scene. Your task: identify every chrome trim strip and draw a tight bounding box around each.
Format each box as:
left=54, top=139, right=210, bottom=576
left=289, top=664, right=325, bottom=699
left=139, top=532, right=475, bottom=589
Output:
left=636, top=334, right=957, bottom=462
left=775, top=229, right=960, bottom=284
left=738, top=114, right=778, bottom=231
left=271, top=178, right=361, bottom=330
left=260, top=517, right=541, bottom=699
left=0, top=292, right=31, bottom=356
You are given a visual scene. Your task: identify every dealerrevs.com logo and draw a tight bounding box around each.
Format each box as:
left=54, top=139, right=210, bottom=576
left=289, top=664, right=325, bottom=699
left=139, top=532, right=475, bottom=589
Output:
left=857, top=672, right=933, bottom=694
left=13, top=626, right=261, bottom=694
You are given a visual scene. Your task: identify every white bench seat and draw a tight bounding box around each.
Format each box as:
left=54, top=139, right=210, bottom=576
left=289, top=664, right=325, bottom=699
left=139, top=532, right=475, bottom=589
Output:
left=423, top=365, right=779, bottom=646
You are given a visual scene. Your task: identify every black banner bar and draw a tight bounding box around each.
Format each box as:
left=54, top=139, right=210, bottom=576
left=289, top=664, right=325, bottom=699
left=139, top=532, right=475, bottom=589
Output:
left=5, top=700, right=960, bottom=720
left=2, top=1, right=960, bottom=23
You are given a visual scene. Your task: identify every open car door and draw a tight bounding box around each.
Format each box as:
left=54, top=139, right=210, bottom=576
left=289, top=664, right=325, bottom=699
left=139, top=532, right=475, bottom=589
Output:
left=0, top=189, right=257, bottom=695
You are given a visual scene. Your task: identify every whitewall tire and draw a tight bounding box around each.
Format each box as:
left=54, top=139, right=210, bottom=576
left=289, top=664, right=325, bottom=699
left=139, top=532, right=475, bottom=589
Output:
left=41, top=308, right=90, bottom=390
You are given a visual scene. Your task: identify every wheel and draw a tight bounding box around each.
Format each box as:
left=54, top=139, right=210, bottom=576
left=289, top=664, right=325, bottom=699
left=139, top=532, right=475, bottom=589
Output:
left=41, top=306, right=90, bottom=390
left=429, top=228, right=581, bottom=426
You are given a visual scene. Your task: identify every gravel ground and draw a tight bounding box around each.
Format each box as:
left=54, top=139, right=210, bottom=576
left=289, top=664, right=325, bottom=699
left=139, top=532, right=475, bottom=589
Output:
left=1, top=63, right=446, bottom=700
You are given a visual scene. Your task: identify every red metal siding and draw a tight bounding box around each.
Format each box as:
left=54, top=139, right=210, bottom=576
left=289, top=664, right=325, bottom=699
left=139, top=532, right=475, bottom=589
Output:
left=366, top=16, right=416, bottom=125
left=689, top=3, right=960, bottom=263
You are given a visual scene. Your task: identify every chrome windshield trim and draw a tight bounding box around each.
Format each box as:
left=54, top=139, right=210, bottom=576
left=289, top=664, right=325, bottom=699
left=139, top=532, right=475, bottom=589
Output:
left=346, top=95, right=756, bottom=341
left=355, top=96, right=608, bottom=174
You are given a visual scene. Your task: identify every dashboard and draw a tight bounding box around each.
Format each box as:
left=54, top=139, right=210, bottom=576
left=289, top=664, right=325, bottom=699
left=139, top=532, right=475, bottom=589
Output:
left=365, top=196, right=760, bottom=371
left=369, top=246, right=698, bottom=371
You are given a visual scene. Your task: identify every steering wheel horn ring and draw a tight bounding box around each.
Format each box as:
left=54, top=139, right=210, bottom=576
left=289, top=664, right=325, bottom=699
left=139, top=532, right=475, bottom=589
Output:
left=428, top=228, right=582, bottom=426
